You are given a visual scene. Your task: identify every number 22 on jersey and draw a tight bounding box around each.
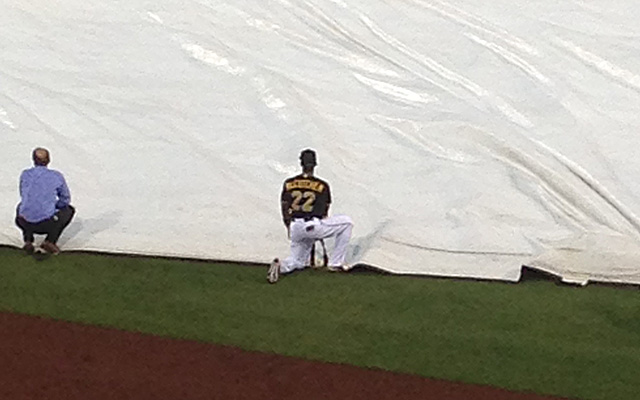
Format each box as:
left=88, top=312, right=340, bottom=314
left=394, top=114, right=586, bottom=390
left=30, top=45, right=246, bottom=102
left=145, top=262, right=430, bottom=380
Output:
left=291, top=190, right=316, bottom=212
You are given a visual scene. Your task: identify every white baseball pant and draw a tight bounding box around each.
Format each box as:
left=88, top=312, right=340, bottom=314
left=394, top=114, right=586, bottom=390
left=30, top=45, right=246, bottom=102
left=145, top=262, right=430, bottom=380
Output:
left=280, top=215, right=353, bottom=274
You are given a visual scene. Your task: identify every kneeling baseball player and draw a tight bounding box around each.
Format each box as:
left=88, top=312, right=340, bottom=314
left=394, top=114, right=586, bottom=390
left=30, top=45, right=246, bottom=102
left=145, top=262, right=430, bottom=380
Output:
left=268, top=149, right=353, bottom=284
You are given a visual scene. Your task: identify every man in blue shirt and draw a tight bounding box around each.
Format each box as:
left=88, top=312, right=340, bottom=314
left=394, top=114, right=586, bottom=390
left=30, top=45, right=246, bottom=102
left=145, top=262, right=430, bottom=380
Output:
left=15, top=148, right=75, bottom=255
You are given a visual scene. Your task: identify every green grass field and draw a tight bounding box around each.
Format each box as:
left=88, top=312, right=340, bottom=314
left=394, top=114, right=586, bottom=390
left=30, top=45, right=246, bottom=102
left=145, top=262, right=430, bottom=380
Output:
left=1, top=246, right=639, bottom=400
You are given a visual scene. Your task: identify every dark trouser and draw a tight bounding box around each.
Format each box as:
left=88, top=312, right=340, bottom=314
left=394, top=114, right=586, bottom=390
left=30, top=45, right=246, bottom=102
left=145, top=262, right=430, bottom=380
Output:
left=15, top=205, right=76, bottom=244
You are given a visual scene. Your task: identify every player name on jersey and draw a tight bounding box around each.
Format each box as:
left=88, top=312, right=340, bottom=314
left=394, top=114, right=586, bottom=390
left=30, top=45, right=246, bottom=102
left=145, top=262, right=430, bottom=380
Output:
left=285, top=179, right=325, bottom=193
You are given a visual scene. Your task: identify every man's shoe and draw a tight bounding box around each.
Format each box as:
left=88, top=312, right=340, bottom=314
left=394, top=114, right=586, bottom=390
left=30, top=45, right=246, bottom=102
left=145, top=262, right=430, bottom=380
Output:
left=327, top=264, right=352, bottom=272
left=267, top=258, right=280, bottom=284
left=342, top=264, right=354, bottom=272
left=23, top=242, right=35, bottom=255
left=40, top=241, right=60, bottom=255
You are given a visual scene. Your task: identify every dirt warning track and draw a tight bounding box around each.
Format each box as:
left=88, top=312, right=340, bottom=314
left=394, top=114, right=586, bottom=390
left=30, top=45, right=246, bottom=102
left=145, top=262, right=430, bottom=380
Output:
left=0, top=312, right=568, bottom=400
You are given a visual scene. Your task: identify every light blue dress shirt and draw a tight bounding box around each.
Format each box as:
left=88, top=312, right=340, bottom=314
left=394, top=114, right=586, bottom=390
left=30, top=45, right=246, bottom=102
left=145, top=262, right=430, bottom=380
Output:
left=18, top=166, right=71, bottom=223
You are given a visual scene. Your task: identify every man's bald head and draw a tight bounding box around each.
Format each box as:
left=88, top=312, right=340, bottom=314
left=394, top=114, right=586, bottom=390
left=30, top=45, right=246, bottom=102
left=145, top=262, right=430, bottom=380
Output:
left=32, top=148, right=50, bottom=166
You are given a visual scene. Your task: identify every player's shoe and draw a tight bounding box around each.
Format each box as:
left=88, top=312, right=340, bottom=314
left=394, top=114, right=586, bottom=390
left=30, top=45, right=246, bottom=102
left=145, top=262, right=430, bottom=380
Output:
left=267, top=258, right=280, bottom=284
left=40, top=241, right=60, bottom=255
left=22, top=242, right=35, bottom=255
left=327, top=264, right=352, bottom=272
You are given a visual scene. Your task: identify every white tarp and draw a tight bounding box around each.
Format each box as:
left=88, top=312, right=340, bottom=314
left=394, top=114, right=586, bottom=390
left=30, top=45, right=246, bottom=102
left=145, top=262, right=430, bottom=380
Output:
left=2, top=1, right=640, bottom=285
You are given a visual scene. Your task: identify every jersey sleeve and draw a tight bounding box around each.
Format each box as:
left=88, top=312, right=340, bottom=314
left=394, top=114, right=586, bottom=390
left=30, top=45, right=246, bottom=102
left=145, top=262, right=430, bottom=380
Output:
left=280, top=181, right=292, bottom=224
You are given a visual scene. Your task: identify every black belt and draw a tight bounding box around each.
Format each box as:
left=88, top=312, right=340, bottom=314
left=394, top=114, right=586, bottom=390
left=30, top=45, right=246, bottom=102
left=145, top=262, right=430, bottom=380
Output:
left=294, top=216, right=317, bottom=222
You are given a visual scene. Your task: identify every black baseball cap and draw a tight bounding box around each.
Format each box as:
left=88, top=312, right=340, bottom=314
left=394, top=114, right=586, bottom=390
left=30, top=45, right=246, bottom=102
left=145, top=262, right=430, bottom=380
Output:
left=299, top=149, right=317, bottom=167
